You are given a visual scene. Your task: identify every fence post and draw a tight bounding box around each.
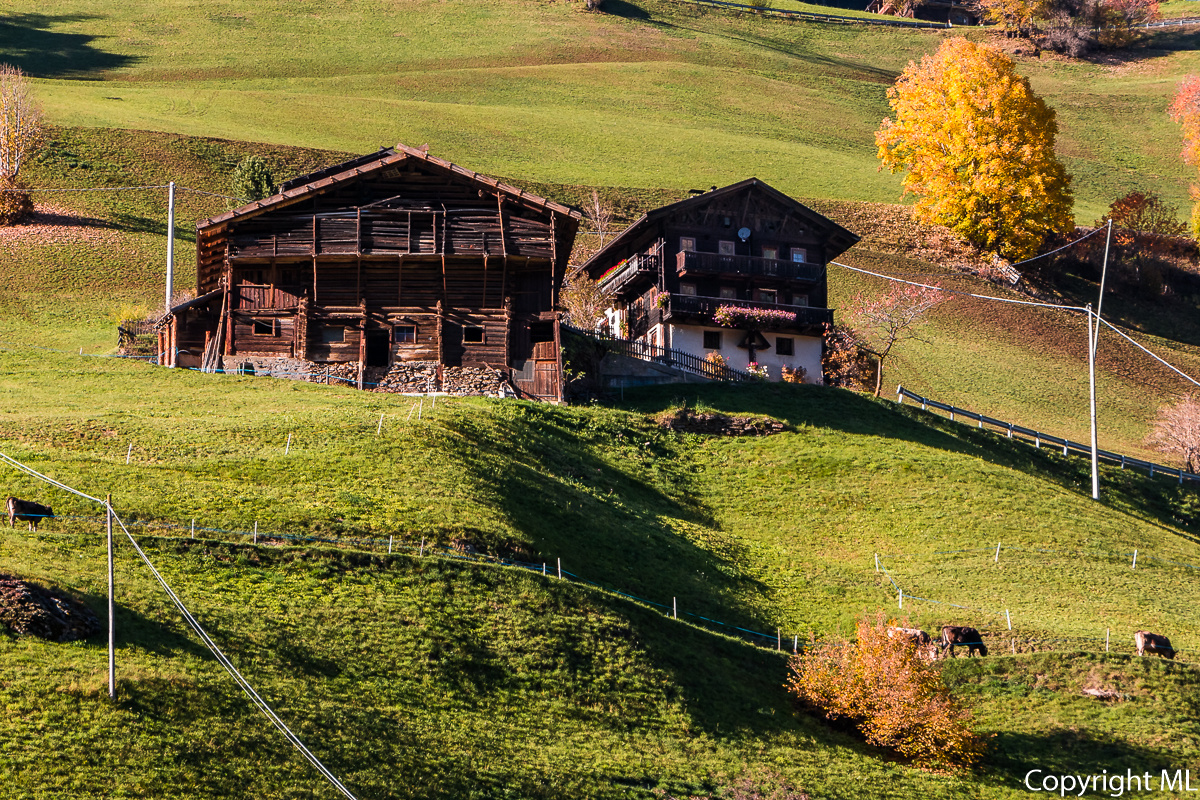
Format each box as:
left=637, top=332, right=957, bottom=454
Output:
left=898, top=589, right=903, bottom=609
left=1008, top=424, right=1013, bottom=439
left=285, top=432, right=292, bottom=456
left=1005, top=609, right=1011, bottom=630
left=419, top=536, right=425, bottom=557
left=777, top=629, right=781, bottom=651
left=1106, top=628, right=1110, bottom=652
left=1062, top=442, right=1068, bottom=456
left=896, top=385, right=903, bottom=404
left=1150, top=464, right=1155, bottom=478
left=377, top=413, right=385, bottom=435
left=126, top=443, right=133, bottom=465
left=995, top=542, right=1001, bottom=563
left=875, top=553, right=879, bottom=573
left=950, top=409, right=955, bottom=422
left=190, top=519, right=195, bottom=539
left=388, top=535, right=393, bottom=554
left=1131, top=549, right=1138, bottom=569
left=793, top=634, right=798, bottom=653
left=557, top=558, right=562, bottom=579
left=1035, top=434, right=1040, bottom=449
left=253, top=521, right=258, bottom=544
left=673, top=597, right=677, bottom=619
left=1121, top=455, right=1126, bottom=469
left=106, top=494, right=116, bottom=701
left=542, top=562, right=546, bottom=576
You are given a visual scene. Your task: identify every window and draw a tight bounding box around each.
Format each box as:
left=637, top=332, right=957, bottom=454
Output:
left=775, top=337, right=794, bottom=356
left=757, top=289, right=778, bottom=304
left=703, top=330, right=722, bottom=350
left=718, top=240, right=736, bottom=256
left=463, top=326, right=485, bottom=344
left=252, top=319, right=275, bottom=336
left=762, top=247, right=778, bottom=260
left=719, top=286, right=737, bottom=299
left=679, top=282, right=697, bottom=296
left=395, top=325, right=416, bottom=344
left=791, top=248, right=807, bottom=263
left=792, top=294, right=809, bottom=307
left=321, top=327, right=345, bottom=344
left=680, top=237, right=696, bottom=252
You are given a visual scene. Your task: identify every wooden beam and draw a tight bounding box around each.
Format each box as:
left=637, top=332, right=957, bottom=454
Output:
left=496, top=194, right=508, bottom=258
left=481, top=253, right=489, bottom=309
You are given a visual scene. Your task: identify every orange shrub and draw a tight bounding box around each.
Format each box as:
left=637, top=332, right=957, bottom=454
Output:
left=787, top=611, right=985, bottom=768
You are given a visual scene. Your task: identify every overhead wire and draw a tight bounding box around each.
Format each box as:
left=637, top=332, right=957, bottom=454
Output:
left=0, top=448, right=360, bottom=800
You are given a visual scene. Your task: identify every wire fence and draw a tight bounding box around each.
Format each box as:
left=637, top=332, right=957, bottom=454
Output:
left=896, top=385, right=1200, bottom=486
left=875, top=546, right=1196, bottom=658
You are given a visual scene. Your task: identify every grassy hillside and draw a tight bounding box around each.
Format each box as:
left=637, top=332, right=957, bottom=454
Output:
left=9, top=0, right=1200, bottom=220
left=3, top=353, right=1200, bottom=795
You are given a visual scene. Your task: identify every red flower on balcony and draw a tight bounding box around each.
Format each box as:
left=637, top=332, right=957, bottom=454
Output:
left=712, top=304, right=798, bottom=328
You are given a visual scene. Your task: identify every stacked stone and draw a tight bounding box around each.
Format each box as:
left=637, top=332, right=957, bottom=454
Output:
left=442, top=366, right=507, bottom=396
left=659, top=409, right=789, bottom=437
left=0, top=574, right=100, bottom=642
left=374, top=361, right=440, bottom=393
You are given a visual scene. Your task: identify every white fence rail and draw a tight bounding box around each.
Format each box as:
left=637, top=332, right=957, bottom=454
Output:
left=896, top=385, right=1200, bottom=486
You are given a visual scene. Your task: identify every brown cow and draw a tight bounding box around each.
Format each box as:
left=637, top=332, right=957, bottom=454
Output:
left=6, top=497, right=54, bottom=532
left=887, top=626, right=932, bottom=646
left=1135, top=631, right=1176, bottom=660
left=940, top=626, right=988, bottom=658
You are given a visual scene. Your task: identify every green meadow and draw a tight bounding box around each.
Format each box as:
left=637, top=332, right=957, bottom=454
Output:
left=7, top=0, right=1200, bottom=220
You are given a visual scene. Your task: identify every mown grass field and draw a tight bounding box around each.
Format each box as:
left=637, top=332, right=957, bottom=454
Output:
left=3, top=351, right=1200, bottom=796
left=7, top=0, right=1200, bottom=220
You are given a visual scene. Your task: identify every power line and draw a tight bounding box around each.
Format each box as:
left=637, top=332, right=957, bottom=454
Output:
left=0, top=449, right=360, bottom=800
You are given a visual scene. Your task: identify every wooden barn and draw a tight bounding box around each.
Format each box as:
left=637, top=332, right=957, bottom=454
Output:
left=160, top=144, right=580, bottom=401
left=580, top=179, right=858, bottom=383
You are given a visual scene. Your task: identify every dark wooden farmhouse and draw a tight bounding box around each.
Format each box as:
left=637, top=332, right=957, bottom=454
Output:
left=580, top=179, right=858, bottom=383
left=160, top=144, right=580, bottom=401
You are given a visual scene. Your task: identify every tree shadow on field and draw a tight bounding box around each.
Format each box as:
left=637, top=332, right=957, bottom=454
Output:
left=620, top=0, right=900, bottom=84
left=0, top=14, right=138, bottom=78
left=986, top=729, right=1177, bottom=792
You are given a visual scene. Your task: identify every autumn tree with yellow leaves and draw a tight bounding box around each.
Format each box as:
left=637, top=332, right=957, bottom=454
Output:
left=876, top=39, right=1074, bottom=262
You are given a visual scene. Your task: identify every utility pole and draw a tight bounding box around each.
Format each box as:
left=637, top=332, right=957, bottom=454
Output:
left=107, top=494, right=116, bottom=701
left=165, top=181, right=176, bottom=315
left=1089, top=219, right=1113, bottom=501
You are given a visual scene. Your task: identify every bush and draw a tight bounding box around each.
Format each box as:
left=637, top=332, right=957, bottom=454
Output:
left=0, top=176, right=33, bottom=225
left=787, top=611, right=985, bottom=769
left=821, top=325, right=872, bottom=391
left=230, top=155, right=276, bottom=203
left=780, top=365, right=807, bottom=384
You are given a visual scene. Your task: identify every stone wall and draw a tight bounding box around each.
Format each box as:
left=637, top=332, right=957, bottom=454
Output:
left=219, top=356, right=513, bottom=397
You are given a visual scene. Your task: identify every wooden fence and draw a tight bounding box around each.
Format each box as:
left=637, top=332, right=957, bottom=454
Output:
left=896, top=385, right=1200, bottom=485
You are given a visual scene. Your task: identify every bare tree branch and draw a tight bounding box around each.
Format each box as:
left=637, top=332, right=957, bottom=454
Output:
left=0, top=64, right=44, bottom=181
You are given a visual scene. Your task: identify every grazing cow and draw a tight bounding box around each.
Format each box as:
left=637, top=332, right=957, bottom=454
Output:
left=940, top=626, right=988, bottom=658
left=1135, top=630, right=1176, bottom=660
left=6, top=497, right=55, bottom=532
left=887, top=626, right=932, bottom=646
left=888, top=626, right=937, bottom=660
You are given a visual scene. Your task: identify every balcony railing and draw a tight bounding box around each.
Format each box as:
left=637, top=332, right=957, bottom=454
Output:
left=667, top=294, right=833, bottom=328
left=677, top=250, right=824, bottom=282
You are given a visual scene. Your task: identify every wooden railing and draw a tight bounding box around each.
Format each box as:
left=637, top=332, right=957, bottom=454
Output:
left=667, top=294, right=834, bottom=327
left=897, top=385, right=1200, bottom=485
left=677, top=251, right=825, bottom=282
left=563, top=324, right=751, bottom=382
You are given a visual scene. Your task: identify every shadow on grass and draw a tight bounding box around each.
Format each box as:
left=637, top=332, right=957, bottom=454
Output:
left=0, top=14, right=138, bottom=78
left=615, top=383, right=1200, bottom=545
left=438, top=403, right=775, bottom=633
left=987, top=729, right=1176, bottom=789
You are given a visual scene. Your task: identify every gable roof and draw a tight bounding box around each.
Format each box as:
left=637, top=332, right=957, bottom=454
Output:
left=198, top=143, right=581, bottom=232
left=580, top=178, right=858, bottom=278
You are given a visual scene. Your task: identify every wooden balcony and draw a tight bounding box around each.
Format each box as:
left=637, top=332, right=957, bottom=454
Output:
left=666, top=294, right=833, bottom=329
left=676, top=250, right=824, bottom=283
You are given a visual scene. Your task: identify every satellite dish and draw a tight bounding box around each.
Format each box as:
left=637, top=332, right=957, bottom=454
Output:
left=737, top=226, right=751, bottom=241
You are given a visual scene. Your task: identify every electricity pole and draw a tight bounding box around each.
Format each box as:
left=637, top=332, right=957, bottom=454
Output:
left=165, top=181, right=176, bottom=315
left=1089, top=219, right=1113, bottom=501
left=107, top=494, right=116, bottom=700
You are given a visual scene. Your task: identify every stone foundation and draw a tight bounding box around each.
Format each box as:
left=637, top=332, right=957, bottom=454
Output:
left=219, top=356, right=514, bottom=397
